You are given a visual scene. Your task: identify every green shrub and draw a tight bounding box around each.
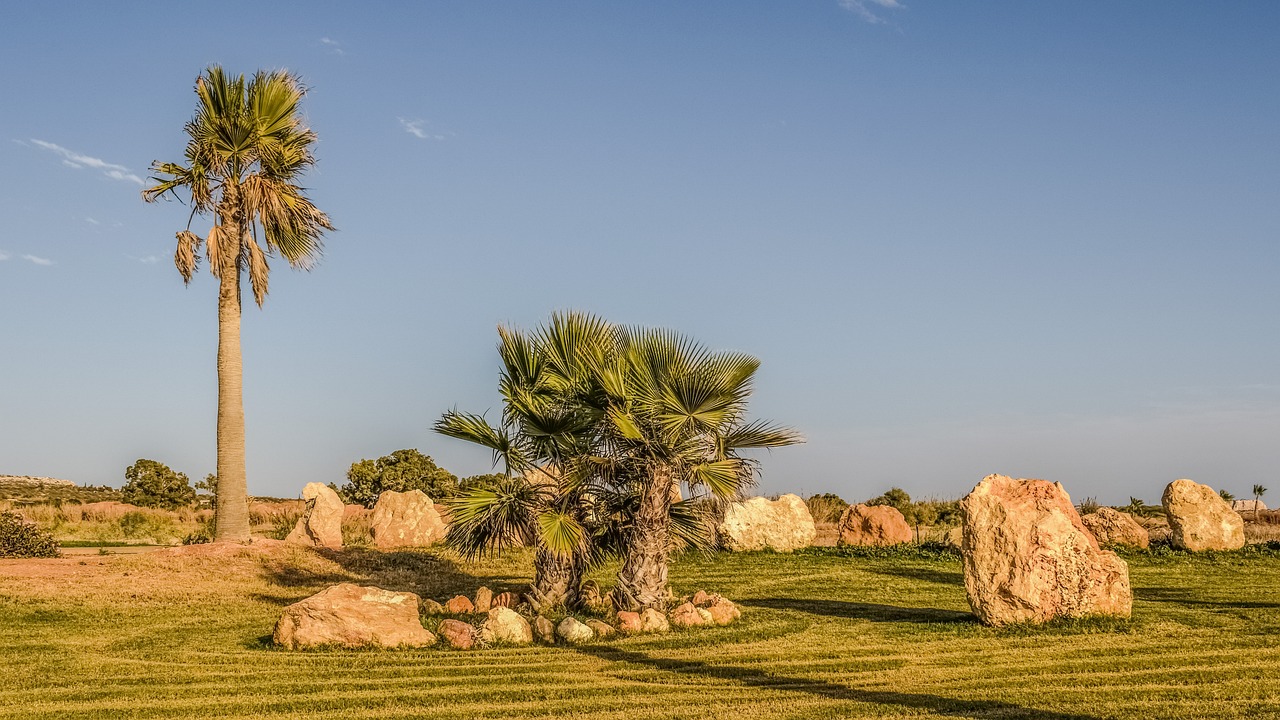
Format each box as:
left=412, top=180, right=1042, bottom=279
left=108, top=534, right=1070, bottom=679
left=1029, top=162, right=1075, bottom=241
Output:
left=122, top=459, right=195, bottom=509
left=0, top=511, right=60, bottom=558
left=339, top=449, right=459, bottom=507
left=805, top=493, right=849, bottom=524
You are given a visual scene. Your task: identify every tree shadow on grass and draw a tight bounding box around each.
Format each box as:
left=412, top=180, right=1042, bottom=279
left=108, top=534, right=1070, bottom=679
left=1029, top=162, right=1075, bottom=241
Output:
left=741, top=597, right=975, bottom=625
left=256, top=547, right=525, bottom=602
left=1135, top=586, right=1280, bottom=610
left=577, top=645, right=1108, bottom=720
left=865, top=565, right=965, bottom=587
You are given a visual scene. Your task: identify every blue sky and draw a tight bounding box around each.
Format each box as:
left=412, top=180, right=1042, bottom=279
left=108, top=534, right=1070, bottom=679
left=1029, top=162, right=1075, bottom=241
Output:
left=1, top=1, right=1277, bottom=504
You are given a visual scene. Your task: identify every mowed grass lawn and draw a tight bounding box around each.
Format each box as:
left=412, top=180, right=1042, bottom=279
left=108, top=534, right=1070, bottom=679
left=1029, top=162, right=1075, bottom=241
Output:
left=2, top=543, right=1278, bottom=720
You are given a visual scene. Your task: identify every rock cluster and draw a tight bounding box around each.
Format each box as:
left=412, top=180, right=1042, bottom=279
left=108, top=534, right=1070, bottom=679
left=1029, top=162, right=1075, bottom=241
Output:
left=1162, top=479, right=1245, bottom=551
left=273, top=584, right=434, bottom=649
left=285, top=483, right=344, bottom=549
left=369, top=490, right=448, bottom=548
left=1081, top=507, right=1150, bottom=549
left=837, top=503, right=913, bottom=546
left=960, top=474, right=1132, bottom=626
left=718, top=494, right=816, bottom=552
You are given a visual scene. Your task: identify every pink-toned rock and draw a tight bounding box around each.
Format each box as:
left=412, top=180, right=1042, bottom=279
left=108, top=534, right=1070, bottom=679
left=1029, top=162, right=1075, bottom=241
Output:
left=1163, top=479, right=1246, bottom=551
left=705, top=597, right=741, bottom=626
left=273, top=583, right=435, bottom=649
left=718, top=494, right=817, bottom=551
left=474, top=586, right=493, bottom=613
left=492, top=591, right=519, bottom=609
left=616, top=611, right=642, bottom=634
left=691, top=590, right=712, bottom=607
left=639, top=608, right=670, bottom=633
left=285, top=483, right=345, bottom=549
left=369, top=490, right=448, bottom=548
left=1081, top=508, right=1150, bottom=549
left=960, top=474, right=1132, bottom=626
left=669, top=602, right=706, bottom=628
left=343, top=504, right=368, bottom=521
left=837, top=504, right=913, bottom=546
left=444, top=595, right=475, bottom=614
left=437, top=619, right=475, bottom=649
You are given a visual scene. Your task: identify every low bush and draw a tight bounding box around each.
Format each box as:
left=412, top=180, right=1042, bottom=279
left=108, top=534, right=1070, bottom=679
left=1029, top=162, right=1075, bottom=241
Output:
left=805, top=493, right=849, bottom=524
left=0, top=511, right=60, bottom=558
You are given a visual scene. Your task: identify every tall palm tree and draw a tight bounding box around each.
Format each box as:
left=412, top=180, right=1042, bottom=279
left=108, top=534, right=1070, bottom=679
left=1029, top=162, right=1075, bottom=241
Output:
left=596, top=329, right=801, bottom=612
left=142, top=67, right=334, bottom=542
left=435, top=313, right=613, bottom=611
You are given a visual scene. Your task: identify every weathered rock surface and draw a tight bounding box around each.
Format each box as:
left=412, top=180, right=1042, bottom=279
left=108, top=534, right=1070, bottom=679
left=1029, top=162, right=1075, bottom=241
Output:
left=556, top=616, right=594, bottom=643
left=616, top=611, right=642, bottom=634
left=837, top=504, right=913, bottom=546
left=585, top=619, right=615, bottom=638
left=1232, top=499, right=1268, bottom=514
left=705, top=597, right=741, bottom=626
left=718, top=494, right=817, bottom=552
left=285, top=483, right=344, bottom=549
left=1081, top=508, right=1150, bottom=549
left=639, top=608, right=670, bottom=633
left=479, top=607, right=533, bottom=645
left=273, top=583, right=434, bottom=649
left=444, top=595, right=475, bottom=614
left=421, top=598, right=444, bottom=615
left=960, top=474, right=1132, bottom=626
left=437, top=619, right=475, bottom=649
left=368, top=490, right=448, bottom=548
left=669, top=601, right=706, bottom=628
left=533, top=616, right=555, bottom=643
left=474, top=586, right=493, bottom=613
left=1163, top=479, right=1246, bottom=551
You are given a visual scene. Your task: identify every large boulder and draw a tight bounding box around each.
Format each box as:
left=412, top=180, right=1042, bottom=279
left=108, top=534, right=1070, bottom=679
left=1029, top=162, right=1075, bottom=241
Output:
left=369, top=490, right=447, bottom=548
left=1081, top=508, right=1150, bottom=549
left=1162, top=479, right=1246, bottom=551
left=837, top=504, right=913, bottom=546
left=273, top=583, right=435, bottom=649
left=1232, top=499, right=1268, bottom=514
left=479, top=607, right=533, bottom=645
left=285, top=483, right=344, bottom=549
left=960, top=474, right=1132, bottom=626
left=718, top=494, right=816, bottom=552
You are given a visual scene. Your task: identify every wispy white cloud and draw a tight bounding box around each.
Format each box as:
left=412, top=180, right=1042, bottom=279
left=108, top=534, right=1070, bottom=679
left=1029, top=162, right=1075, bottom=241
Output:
left=320, top=37, right=345, bottom=56
left=139, top=255, right=159, bottom=264
left=0, top=250, right=10, bottom=261
left=85, top=217, right=100, bottom=225
left=397, top=117, right=449, bottom=141
left=839, top=0, right=904, bottom=24
left=28, top=139, right=145, bottom=185
left=22, top=254, right=53, bottom=266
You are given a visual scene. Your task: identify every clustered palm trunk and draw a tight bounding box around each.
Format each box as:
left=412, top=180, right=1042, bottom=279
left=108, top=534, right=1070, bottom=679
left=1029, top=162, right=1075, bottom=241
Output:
left=612, top=465, right=675, bottom=612
left=143, top=67, right=333, bottom=542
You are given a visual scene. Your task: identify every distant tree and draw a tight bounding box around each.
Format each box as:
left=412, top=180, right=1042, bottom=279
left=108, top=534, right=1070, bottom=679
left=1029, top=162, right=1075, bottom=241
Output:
left=1253, top=484, right=1268, bottom=519
left=195, top=474, right=218, bottom=510
left=122, top=459, right=195, bottom=509
left=867, top=487, right=912, bottom=512
left=1219, top=489, right=1235, bottom=503
left=340, top=449, right=459, bottom=508
left=805, top=493, right=849, bottom=524
left=460, top=473, right=508, bottom=491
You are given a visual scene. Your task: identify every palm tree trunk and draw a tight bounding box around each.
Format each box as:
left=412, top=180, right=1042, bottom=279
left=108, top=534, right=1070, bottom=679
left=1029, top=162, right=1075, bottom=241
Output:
left=526, top=548, right=582, bottom=613
left=613, top=465, right=674, bottom=613
left=213, top=224, right=250, bottom=543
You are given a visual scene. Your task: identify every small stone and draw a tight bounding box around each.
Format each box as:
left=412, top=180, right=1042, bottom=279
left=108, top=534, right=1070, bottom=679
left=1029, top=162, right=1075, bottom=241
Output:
left=492, top=591, right=519, bottom=609
left=421, top=598, right=445, bottom=615
left=437, top=619, right=475, bottom=650
left=696, top=608, right=714, bottom=625
left=639, top=608, right=670, bottom=633
left=479, top=607, right=533, bottom=645
left=556, top=616, right=595, bottom=643
left=474, top=586, right=493, bottom=613
left=706, top=598, right=741, bottom=626
left=616, top=611, right=642, bottom=634
left=444, top=595, right=475, bottom=614
left=669, top=602, right=706, bottom=628
left=533, top=616, right=555, bottom=643
left=691, top=590, right=711, bottom=607
left=585, top=619, right=615, bottom=638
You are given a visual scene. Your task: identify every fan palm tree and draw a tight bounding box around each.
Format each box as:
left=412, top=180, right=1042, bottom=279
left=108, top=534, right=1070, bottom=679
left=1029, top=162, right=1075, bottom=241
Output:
left=1253, top=484, right=1268, bottom=519
left=142, top=67, right=334, bottom=542
left=595, top=329, right=802, bottom=612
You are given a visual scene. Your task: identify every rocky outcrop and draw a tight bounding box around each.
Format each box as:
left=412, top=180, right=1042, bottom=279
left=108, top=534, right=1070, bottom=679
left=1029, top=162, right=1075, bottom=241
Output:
left=960, top=474, right=1132, bottom=626
left=837, top=504, right=913, bottom=546
left=718, top=494, right=816, bottom=552
left=285, top=483, right=344, bottom=549
left=1163, top=479, right=1246, bottom=551
left=1081, top=508, right=1150, bottom=549
left=479, top=607, right=533, bottom=645
left=273, top=584, right=435, bottom=649
left=369, top=490, right=447, bottom=548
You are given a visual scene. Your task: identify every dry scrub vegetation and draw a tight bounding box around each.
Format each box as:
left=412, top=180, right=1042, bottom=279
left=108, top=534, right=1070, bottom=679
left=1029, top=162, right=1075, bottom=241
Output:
left=2, top=544, right=1279, bottom=719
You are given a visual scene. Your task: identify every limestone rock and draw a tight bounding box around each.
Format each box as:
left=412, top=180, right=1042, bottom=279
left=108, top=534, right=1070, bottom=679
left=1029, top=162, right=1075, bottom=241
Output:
left=960, top=474, right=1132, bottom=626
left=585, top=619, right=615, bottom=638
left=492, top=591, right=519, bottom=609
left=639, top=608, right=670, bottom=633
left=285, top=483, right=344, bottom=549
left=718, top=494, right=817, bottom=552
left=437, top=619, right=475, bottom=649
left=556, top=617, right=595, bottom=643
left=837, top=504, right=913, bottom=546
left=369, top=490, right=447, bottom=549
left=616, top=611, right=642, bottom=634
left=1163, top=479, right=1246, bottom=551
left=273, top=583, right=435, bottom=649
left=474, top=586, right=493, bottom=613
left=1232, top=499, right=1268, bottom=514
left=669, top=602, right=706, bottom=628
left=533, top=616, right=555, bottom=643
left=1081, top=508, right=1150, bottom=549
left=479, top=607, right=533, bottom=645
left=444, top=595, right=475, bottom=614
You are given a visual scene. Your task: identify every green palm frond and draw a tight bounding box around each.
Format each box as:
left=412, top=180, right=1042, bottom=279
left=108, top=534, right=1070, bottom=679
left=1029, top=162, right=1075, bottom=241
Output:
left=445, top=480, right=543, bottom=559
left=535, top=509, right=588, bottom=557
left=690, top=459, right=747, bottom=500
left=721, top=419, right=804, bottom=451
